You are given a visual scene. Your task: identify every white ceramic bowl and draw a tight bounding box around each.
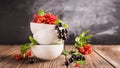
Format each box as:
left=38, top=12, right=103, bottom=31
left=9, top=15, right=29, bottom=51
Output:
left=30, top=22, right=55, bottom=34
left=31, top=44, right=64, bottom=60
left=30, top=22, right=60, bottom=44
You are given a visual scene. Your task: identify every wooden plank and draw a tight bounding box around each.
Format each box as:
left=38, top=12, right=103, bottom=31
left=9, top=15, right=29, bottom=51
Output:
left=0, top=45, right=119, bottom=68
left=65, top=45, right=114, bottom=68
left=0, top=45, right=12, bottom=52
left=94, top=45, right=120, bottom=68
left=0, top=45, right=19, bottom=62
left=20, top=55, right=66, bottom=68
left=0, top=45, right=24, bottom=68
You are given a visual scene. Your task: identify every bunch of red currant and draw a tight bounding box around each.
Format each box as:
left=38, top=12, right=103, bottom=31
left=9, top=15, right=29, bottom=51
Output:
left=13, top=51, right=34, bottom=64
left=32, top=9, right=58, bottom=24
left=77, top=44, right=92, bottom=55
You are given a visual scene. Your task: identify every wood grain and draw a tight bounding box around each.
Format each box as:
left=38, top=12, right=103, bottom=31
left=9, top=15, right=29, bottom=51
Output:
left=0, top=45, right=24, bottom=68
left=94, top=45, right=120, bottom=68
left=20, top=55, right=66, bottom=68
left=0, top=45, right=119, bottom=68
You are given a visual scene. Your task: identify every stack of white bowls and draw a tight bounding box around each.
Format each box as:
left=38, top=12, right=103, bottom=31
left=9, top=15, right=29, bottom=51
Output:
left=30, top=22, right=64, bottom=60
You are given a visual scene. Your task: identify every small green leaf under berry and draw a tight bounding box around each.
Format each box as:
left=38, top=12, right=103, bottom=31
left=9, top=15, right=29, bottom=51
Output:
left=76, top=60, right=86, bottom=64
left=62, top=50, right=69, bottom=56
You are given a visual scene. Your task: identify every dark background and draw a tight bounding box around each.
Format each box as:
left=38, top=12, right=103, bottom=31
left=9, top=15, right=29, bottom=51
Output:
left=0, top=0, right=120, bottom=44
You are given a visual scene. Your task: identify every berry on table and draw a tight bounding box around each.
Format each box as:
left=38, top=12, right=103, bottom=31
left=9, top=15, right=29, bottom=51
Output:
left=13, top=54, right=23, bottom=60
left=25, top=51, right=32, bottom=57
left=65, top=61, right=69, bottom=66
left=71, top=54, right=77, bottom=60
left=29, top=58, right=34, bottom=64
left=69, top=58, right=74, bottom=63
left=78, top=47, right=85, bottom=53
left=75, top=63, right=79, bottom=67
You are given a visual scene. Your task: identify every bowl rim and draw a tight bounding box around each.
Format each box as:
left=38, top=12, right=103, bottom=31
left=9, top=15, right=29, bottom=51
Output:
left=31, top=44, right=64, bottom=47
left=30, top=22, right=56, bottom=26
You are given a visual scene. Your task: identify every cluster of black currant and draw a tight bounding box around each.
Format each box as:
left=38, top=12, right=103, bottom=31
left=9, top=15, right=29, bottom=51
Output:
left=55, top=23, right=68, bottom=40
left=65, top=54, right=86, bottom=67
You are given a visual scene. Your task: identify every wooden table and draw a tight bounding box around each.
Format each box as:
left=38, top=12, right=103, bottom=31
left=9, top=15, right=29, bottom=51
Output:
left=0, top=45, right=120, bottom=68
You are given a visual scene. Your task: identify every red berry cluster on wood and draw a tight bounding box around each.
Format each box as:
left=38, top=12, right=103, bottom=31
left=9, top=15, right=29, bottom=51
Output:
left=78, top=44, right=92, bottom=55
left=13, top=51, right=32, bottom=60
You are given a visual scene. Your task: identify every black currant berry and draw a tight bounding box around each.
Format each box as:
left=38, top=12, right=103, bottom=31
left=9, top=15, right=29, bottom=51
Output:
left=81, top=56, right=85, bottom=60
left=29, top=58, right=34, bottom=64
left=62, top=29, right=65, bottom=34
left=71, top=54, right=76, bottom=59
left=58, top=34, right=62, bottom=39
left=76, top=56, right=80, bottom=60
left=55, top=25, right=59, bottom=30
left=64, top=29, right=68, bottom=33
left=69, top=58, right=74, bottom=63
left=65, top=61, right=69, bottom=66
left=58, top=30, right=62, bottom=34
left=58, top=23, right=62, bottom=27
left=78, top=55, right=82, bottom=60
left=62, top=35, right=66, bottom=40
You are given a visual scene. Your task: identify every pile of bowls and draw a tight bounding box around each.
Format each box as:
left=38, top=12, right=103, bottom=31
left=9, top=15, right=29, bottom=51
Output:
left=30, top=22, right=64, bottom=60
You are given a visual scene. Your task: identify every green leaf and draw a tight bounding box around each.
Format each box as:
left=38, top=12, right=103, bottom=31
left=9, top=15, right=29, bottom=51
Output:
left=74, top=31, right=93, bottom=47
left=37, top=9, right=45, bottom=16
left=76, top=60, right=86, bottom=64
left=72, top=52, right=82, bottom=55
left=73, top=43, right=78, bottom=48
left=85, top=34, right=93, bottom=39
left=29, top=36, right=37, bottom=45
left=63, top=23, right=69, bottom=28
left=62, top=50, right=69, bottom=55
left=20, top=36, right=37, bottom=57
left=20, top=43, right=31, bottom=56
left=75, top=36, right=79, bottom=42
left=80, top=31, right=87, bottom=38
left=54, top=19, right=61, bottom=25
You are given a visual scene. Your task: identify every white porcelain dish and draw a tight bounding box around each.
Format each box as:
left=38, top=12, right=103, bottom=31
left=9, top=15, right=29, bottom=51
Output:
left=30, top=22, right=60, bottom=44
left=30, top=22, right=55, bottom=34
left=31, top=44, right=64, bottom=60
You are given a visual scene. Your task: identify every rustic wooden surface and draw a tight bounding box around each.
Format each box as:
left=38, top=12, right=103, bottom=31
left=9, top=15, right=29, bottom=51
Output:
left=0, top=45, right=120, bottom=68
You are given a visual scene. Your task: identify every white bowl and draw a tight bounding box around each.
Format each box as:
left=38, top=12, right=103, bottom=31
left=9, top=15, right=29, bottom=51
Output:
left=33, top=28, right=60, bottom=44
left=31, top=44, right=64, bottom=60
left=30, top=22, right=55, bottom=34
left=30, top=22, right=60, bottom=44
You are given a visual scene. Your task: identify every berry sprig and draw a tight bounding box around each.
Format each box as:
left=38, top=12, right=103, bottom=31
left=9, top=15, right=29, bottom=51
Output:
left=63, top=31, right=93, bottom=67
left=13, top=51, right=32, bottom=60
left=74, top=31, right=93, bottom=55
left=20, top=36, right=37, bottom=57
left=63, top=52, right=86, bottom=67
